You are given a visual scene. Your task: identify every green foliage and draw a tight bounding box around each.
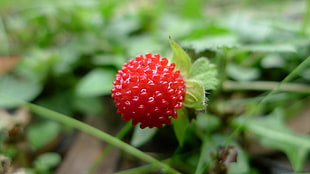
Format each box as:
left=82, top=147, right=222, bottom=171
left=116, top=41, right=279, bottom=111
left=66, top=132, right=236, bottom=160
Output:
left=182, top=35, right=238, bottom=52
left=26, top=121, right=61, bottom=149
left=227, top=63, right=260, bottom=82
left=0, top=145, right=17, bottom=158
left=73, top=97, right=103, bottom=116
left=235, top=109, right=310, bottom=171
left=26, top=102, right=181, bottom=174
left=34, top=153, right=61, bottom=174
left=239, top=44, right=297, bottom=53
left=169, top=38, right=218, bottom=111
left=0, top=0, right=309, bottom=173
left=195, top=135, right=250, bottom=174
left=75, top=68, right=115, bottom=97
left=172, top=108, right=189, bottom=146
left=190, top=58, right=219, bottom=90
left=194, top=113, right=221, bottom=135
left=170, top=37, right=192, bottom=78
left=0, top=74, right=42, bottom=108
left=131, top=127, right=158, bottom=147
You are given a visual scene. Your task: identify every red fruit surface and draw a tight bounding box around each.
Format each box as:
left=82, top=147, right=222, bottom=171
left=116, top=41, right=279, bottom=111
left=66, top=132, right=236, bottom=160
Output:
left=111, top=53, right=186, bottom=128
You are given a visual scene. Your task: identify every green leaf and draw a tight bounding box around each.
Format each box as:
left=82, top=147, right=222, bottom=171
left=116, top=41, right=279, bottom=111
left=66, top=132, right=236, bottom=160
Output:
left=261, top=53, right=284, bottom=68
left=0, top=74, right=42, bottom=108
left=105, top=13, right=141, bottom=37
left=190, top=58, right=218, bottom=90
left=182, top=35, right=238, bottom=52
left=239, top=44, right=296, bottom=53
left=169, top=37, right=192, bottom=78
left=20, top=49, right=57, bottom=80
left=34, top=153, right=61, bottom=172
left=37, top=90, right=74, bottom=115
left=75, top=68, right=115, bottom=97
left=73, top=97, right=103, bottom=116
left=130, top=126, right=157, bottom=147
left=301, top=68, right=310, bottom=81
left=195, top=135, right=219, bottom=174
left=92, top=54, right=126, bottom=69
left=54, top=46, right=81, bottom=75
left=195, top=113, right=221, bottom=133
left=172, top=107, right=189, bottom=146
left=227, top=63, right=260, bottom=82
left=236, top=109, right=310, bottom=171
left=159, top=14, right=196, bottom=39
left=126, top=35, right=164, bottom=57
left=27, top=121, right=61, bottom=149
left=183, top=80, right=205, bottom=109
left=180, top=0, right=204, bottom=18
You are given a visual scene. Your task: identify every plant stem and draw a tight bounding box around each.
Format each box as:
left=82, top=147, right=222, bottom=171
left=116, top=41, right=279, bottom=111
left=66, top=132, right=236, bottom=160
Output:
left=0, top=17, right=10, bottom=55
left=225, top=56, right=310, bottom=145
left=114, top=161, right=166, bottom=174
left=26, top=103, right=181, bottom=174
left=216, top=48, right=229, bottom=92
left=301, top=0, right=310, bottom=35
left=86, top=122, right=132, bottom=174
left=223, top=80, right=310, bottom=94
left=194, top=138, right=208, bottom=174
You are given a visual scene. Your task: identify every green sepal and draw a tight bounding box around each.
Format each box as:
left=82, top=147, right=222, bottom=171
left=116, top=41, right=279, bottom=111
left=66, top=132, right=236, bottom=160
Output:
left=183, top=79, right=205, bottom=109
left=172, top=107, right=189, bottom=146
left=189, top=57, right=218, bottom=90
left=169, top=36, right=192, bottom=78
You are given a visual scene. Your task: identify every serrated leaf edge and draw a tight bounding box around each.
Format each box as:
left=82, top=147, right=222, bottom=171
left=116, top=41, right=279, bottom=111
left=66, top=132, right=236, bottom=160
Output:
left=169, top=36, right=192, bottom=78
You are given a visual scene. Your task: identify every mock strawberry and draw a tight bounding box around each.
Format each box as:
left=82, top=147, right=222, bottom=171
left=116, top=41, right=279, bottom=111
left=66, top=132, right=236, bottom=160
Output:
left=111, top=53, right=186, bottom=128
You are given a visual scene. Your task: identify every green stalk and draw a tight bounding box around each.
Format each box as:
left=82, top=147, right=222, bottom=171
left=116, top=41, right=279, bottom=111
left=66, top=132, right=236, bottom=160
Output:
left=0, top=17, right=10, bottom=55
left=86, top=121, right=132, bottom=174
left=0, top=77, right=180, bottom=173
left=225, top=56, right=310, bottom=145
left=115, top=162, right=162, bottom=174
left=301, top=0, right=310, bottom=35
left=7, top=101, right=181, bottom=174
left=216, top=49, right=229, bottom=92
left=222, top=80, right=310, bottom=94
left=194, top=140, right=207, bottom=174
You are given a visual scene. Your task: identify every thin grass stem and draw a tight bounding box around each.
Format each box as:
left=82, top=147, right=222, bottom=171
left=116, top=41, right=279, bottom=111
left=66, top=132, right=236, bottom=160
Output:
left=224, top=56, right=310, bottom=145
left=86, top=122, right=132, bottom=174
left=0, top=94, right=181, bottom=174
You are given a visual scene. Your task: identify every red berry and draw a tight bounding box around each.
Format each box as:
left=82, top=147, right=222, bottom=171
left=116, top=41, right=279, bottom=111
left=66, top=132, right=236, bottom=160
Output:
left=111, top=53, right=186, bottom=128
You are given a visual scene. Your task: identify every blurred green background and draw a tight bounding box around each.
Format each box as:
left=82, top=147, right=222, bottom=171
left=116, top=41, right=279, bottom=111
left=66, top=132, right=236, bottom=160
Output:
left=0, top=0, right=309, bottom=174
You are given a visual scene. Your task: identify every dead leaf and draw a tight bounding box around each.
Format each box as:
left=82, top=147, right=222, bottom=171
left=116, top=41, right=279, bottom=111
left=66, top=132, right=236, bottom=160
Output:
left=0, top=107, right=31, bottom=130
left=0, top=108, right=32, bottom=144
left=208, top=146, right=238, bottom=174
left=0, top=56, right=21, bottom=75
